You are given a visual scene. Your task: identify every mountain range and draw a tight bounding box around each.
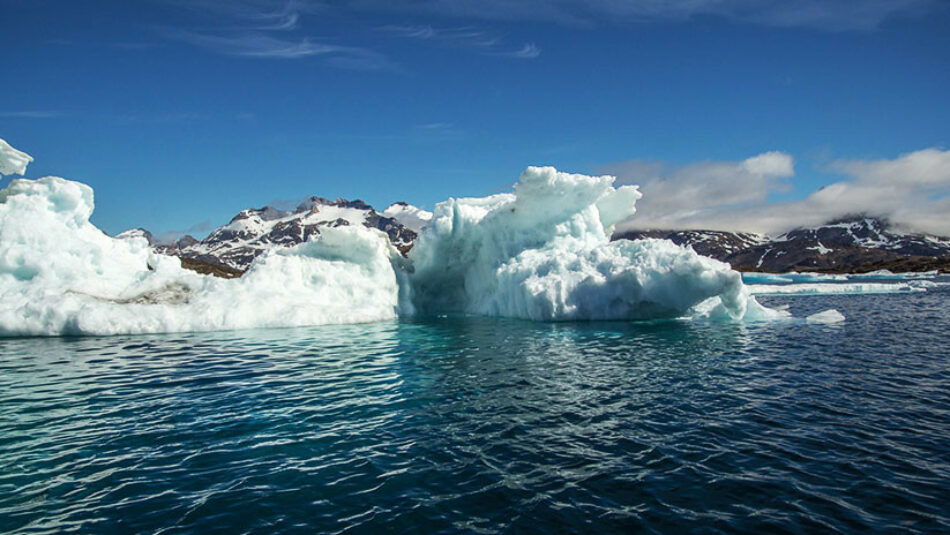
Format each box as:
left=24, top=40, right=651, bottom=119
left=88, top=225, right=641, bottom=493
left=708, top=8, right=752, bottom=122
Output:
left=614, top=216, right=950, bottom=273
left=119, top=199, right=950, bottom=276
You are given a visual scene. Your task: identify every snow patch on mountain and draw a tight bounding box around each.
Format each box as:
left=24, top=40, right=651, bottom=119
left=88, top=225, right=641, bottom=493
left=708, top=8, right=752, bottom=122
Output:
left=171, top=197, right=418, bottom=270
left=382, top=202, right=433, bottom=233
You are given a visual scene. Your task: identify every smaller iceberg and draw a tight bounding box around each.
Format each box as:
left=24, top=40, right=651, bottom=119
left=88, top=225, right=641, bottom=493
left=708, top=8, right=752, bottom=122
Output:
left=0, top=177, right=404, bottom=336
left=806, top=309, right=846, bottom=324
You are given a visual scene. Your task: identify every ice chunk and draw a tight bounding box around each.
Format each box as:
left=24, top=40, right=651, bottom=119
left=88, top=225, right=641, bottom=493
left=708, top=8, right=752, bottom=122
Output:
left=0, top=138, right=33, bottom=177
left=806, top=309, right=846, bottom=324
left=408, top=166, right=772, bottom=321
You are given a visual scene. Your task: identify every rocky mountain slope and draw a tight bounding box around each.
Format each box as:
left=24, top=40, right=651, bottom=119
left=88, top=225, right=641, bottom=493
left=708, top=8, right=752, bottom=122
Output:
left=120, top=198, right=427, bottom=272
left=613, top=216, right=950, bottom=273
left=122, top=207, right=948, bottom=276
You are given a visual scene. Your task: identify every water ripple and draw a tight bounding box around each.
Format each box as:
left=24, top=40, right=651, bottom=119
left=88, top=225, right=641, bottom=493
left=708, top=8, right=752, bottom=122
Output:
left=1, top=291, right=950, bottom=533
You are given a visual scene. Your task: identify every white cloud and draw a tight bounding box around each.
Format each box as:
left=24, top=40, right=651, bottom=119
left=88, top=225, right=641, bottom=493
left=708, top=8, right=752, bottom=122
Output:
left=741, top=151, right=794, bottom=177
left=604, top=151, right=795, bottom=231
left=608, top=148, right=950, bottom=237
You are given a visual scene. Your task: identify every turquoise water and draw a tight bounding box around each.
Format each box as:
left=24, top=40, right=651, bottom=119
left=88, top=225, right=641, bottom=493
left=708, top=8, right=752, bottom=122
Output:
left=2, top=289, right=949, bottom=534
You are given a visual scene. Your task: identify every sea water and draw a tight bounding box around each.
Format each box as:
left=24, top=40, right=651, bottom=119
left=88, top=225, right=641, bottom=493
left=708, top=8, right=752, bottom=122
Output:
left=2, top=286, right=949, bottom=534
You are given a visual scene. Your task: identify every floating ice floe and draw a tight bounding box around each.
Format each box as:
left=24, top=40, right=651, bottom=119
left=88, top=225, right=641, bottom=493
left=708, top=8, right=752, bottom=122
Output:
left=742, top=270, right=939, bottom=284
left=741, top=272, right=848, bottom=284
left=806, top=309, right=847, bottom=324
left=2, top=141, right=818, bottom=336
left=746, top=281, right=932, bottom=296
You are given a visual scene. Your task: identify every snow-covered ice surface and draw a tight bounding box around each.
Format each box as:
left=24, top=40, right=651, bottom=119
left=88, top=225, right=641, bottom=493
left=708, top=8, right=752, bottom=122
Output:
left=0, top=138, right=33, bottom=177
left=2, top=159, right=824, bottom=336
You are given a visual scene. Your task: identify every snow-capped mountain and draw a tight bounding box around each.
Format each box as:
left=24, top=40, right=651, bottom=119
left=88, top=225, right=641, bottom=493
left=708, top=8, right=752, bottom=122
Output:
left=381, top=202, right=433, bottom=233
left=123, top=203, right=949, bottom=276
left=127, top=198, right=424, bottom=271
left=115, top=228, right=156, bottom=245
left=614, top=216, right=950, bottom=273
left=611, top=229, right=768, bottom=259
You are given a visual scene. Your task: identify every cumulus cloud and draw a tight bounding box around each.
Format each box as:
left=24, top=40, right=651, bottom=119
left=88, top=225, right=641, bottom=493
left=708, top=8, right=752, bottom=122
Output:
left=604, top=151, right=795, bottom=231
left=608, top=149, right=950, bottom=237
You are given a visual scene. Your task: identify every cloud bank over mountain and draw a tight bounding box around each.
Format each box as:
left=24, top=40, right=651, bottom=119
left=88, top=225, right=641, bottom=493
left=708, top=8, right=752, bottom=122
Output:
left=609, top=148, right=950, bottom=236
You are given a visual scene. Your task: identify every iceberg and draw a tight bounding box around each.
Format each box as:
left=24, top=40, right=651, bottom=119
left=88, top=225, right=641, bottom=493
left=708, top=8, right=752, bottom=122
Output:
left=0, top=177, right=404, bottom=336
left=1, top=150, right=793, bottom=336
left=806, top=309, right=846, bottom=324
left=0, top=138, right=33, bottom=177
left=408, top=166, right=780, bottom=321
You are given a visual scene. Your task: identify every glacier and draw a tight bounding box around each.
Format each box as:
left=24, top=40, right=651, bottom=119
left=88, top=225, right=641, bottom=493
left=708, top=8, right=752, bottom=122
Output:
left=1, top=140, right=811, bottom=336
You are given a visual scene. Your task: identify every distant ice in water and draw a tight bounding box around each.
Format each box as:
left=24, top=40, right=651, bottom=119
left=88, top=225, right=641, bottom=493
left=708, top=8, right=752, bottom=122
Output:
left=1, top=141, right=830, bottom=337
left=747, top=281, right=932, bottom=296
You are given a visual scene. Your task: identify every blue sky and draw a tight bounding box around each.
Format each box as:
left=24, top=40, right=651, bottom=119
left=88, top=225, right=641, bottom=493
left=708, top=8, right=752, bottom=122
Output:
left=2, top=0, right=949, bottom=237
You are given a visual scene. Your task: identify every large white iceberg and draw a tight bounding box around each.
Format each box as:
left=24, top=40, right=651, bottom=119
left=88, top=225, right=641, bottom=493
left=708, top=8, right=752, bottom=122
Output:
left=409, top=166, right=780, bottom=321
left=1, top=152, right=794, bottom=336
left=0, top=138, right=33, bottom=177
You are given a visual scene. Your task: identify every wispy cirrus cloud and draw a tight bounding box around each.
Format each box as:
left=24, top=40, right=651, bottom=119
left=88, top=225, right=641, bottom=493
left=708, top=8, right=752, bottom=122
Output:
left=381, top=24, right=540, bottom=59
left=354, top=0, right=941, bottom=31
left=163, top=28, right=391, bottom=67
left=0, top=111, right=63, bottom=119
left=501, top=42, right=540, bottom=59
left=157, top=0, right=394, bottom=69
left=155, top=0, right=319, bottom=29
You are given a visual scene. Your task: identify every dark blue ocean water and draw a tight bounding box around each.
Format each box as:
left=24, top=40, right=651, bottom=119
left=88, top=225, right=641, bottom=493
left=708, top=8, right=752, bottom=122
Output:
left=2, top=288, right=949, bottom=534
